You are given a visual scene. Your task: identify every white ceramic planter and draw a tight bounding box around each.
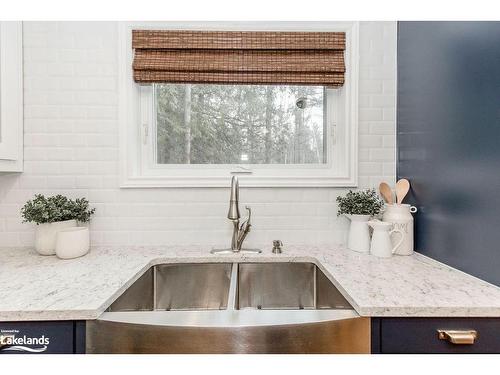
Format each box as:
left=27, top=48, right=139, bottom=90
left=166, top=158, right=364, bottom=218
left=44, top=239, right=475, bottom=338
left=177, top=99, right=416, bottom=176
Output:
left=35, top=219, right=77, bottom=256
left=346, top=214, right=371, bottom=253
left=55, top=227, right=90, bottom=259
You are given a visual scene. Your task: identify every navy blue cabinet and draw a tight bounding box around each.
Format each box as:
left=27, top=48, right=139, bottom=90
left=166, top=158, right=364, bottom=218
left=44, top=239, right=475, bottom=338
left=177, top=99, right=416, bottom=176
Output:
left=3, top=318, right=500, bottom=353
left=372, top=318, right=500, bottom=354
left=397, top=21, right=500, bottom=286
left=0, top=321, right=85, bottom=354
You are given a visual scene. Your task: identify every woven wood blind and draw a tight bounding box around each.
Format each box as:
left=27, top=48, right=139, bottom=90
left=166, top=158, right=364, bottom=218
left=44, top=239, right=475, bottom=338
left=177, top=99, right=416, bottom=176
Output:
left=132, top=30, right=346, bottom=87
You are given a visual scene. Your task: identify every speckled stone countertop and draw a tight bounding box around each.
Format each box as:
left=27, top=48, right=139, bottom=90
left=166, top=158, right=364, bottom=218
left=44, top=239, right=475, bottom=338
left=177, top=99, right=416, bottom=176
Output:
left=2, top=245, right=500, bottom=321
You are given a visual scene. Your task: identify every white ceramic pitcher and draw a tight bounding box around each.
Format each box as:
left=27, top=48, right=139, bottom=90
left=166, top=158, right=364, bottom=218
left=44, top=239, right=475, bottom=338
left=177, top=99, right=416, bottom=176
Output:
left=368, top=221, right=404, bottom=258
left=345, top=214, right=371, bottom=253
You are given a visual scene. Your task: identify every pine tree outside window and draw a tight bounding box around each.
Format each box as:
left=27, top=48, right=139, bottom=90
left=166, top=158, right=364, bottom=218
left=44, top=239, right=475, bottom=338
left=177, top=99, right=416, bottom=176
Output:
left=154, top=84, right=325, bottom=166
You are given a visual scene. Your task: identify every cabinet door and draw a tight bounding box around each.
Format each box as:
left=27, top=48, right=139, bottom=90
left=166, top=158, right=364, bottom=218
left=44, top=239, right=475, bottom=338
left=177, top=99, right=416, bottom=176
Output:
left=0, top=21, right=23, bottom=172
left=378, top=318, right=500, bottom=354
left=0, top=321, right=85, bottom=354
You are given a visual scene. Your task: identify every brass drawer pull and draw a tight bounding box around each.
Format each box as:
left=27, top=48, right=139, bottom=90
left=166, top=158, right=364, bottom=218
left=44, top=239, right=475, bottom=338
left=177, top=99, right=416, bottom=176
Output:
left=437, top=330, right=478, bottom=345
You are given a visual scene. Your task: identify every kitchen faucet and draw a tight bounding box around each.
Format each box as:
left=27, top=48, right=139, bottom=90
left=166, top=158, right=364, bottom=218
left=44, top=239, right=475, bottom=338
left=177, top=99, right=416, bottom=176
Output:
left=211, top=176, right=261, bottom=254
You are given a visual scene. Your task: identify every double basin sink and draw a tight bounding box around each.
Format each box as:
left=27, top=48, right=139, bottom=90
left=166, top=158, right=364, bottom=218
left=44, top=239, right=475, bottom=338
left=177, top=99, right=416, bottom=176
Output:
left=86, top=262, right=370, bottom=353
left=108, top=262, right=353, bottom=312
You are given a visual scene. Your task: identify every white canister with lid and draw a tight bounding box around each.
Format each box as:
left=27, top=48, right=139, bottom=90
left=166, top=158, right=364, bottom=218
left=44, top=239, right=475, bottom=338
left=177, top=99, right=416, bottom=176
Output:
left=382, top=204, right=417, bottom=256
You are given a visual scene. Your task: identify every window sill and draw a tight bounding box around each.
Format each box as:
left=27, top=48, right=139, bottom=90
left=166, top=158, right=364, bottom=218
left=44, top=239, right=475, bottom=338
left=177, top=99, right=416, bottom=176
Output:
left=120, top=174, right=358, bottom=188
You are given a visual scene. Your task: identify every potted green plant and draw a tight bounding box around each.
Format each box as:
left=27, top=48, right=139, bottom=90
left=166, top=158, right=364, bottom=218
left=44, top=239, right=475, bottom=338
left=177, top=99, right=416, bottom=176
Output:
left=336, top=189, right=383, bottom=253
left=21, top=194, right=95, bottom=255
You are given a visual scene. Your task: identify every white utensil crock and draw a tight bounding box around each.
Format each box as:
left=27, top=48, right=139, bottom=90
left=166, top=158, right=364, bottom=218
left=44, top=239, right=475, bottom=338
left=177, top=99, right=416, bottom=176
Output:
left=346, top=214, right=371, bottom=253
left=55, top=227, right=90, bottom=259
left=35, top=219, right=77, bottom=255
left=368, top=221, right=404, bottom=258
left=382, top=204, right=417, bottom=256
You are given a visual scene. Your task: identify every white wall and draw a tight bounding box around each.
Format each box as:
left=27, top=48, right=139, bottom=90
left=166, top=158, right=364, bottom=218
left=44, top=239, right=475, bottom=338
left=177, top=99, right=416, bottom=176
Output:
left=0, top=21, right=397, bottom=249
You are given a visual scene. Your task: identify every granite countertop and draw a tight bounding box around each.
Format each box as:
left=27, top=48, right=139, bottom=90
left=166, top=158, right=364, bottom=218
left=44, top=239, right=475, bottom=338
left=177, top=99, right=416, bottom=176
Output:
left=2, top=245, right=500, bottom=321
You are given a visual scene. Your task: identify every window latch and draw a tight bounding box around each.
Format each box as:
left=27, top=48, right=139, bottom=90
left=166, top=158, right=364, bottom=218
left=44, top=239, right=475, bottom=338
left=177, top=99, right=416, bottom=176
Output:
left=231, top=165, right=253, bottom=174
left=331, top=122, right=337, bottom=144
left=142, top=123, right=149, bottom=144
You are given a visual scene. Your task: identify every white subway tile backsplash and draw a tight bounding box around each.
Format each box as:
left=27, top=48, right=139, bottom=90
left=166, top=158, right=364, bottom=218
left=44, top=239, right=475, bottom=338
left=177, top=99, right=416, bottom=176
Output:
left=1, top=233, right=22, bottom=247
left=19, top=232, right=36, bottom=246
left=359, top=108, right=383, bottom=121
left=47, top=63, right=75, bottom=76
left=75, top=91, right=117, bottom=106
left=17, top=176, right=47, bottom=190
left=369, top=122, right=396, bottom=135
left=85, top=106, right=117, bottom=119
left=76, top=176, right=103, bottom=189
left=74, top=148, right=118, bottom=161
left=371, top=95, right=395, bottom=108
left=84, top=134, right=116, bottom=147
left=359, top=162, right=383, bottom=176
left=370, top=148, right=395, bottom=162
left=359, top=80, right=383, bottom=94
left=58, top=134, right=87, bottom=147
left=58, top=105, right=87, bottom=119
left=60, top=161, right=89, bottom=175
left=25, top=105, right=60, bottom=119
left=46, top=176, right=76, bottom=189
left=73, top=120, right=117, bottom=133
left=47, top=33, right=75, bottom=49
left=24, top=147, right=50, bottom=161
left=383, top=162, right=396, bottom=176
left=383, top=135, right=396, bottom=148
left=86, top=161, right=117, bottom=175
left=24, top=161, right=60, bottom=175
left=46, top=120, right=74, bottom=133
left=46, top=148, right=75, bottom=161
left=87, top=190, right=118, bottom=203
left=85, top=77, right=117, bottom=91
left=383, top=108, right=396, bottom=121
left=46, top=92, right=76, bottom=105
left=0, top=21, right=397, bottom=248
left=5, top=219, right=33, bottom=232
left=74, top=63, right=116, bottom=77
left=0, top=206, right=21, bottom=220
left=359, top=135, right=383, bottom=148
left=59, top=77, right=87, bottom=90
left=382, top=80, right=396, bottom=94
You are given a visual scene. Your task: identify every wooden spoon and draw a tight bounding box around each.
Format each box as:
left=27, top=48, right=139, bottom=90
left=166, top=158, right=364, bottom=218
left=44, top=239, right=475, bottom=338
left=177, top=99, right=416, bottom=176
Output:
left=379, top=182, right=393, bottom=204
left=396, top=178, right=410, bottom=204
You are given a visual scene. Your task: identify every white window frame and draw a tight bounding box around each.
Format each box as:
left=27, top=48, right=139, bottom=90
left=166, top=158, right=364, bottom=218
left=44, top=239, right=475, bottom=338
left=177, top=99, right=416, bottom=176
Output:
left=119, top=22, right=359, bottom=188
left=0, top=21, right=23, bottom=172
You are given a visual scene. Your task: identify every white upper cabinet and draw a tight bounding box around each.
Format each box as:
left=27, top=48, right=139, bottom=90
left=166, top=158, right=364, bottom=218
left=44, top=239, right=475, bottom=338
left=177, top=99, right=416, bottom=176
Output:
left=0, top=22, right=23, bottom=172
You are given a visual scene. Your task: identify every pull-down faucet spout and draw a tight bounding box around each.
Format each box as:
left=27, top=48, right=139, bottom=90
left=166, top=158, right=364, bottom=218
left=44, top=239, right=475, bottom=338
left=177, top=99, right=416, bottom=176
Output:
left=227, top=176, right=240, bottom=221
left=210, top=176, right=261, bottom=254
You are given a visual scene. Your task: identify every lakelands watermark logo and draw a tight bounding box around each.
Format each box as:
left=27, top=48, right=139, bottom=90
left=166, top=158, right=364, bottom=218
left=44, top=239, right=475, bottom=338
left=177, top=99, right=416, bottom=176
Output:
left=0, top=329, right=50, bottom=353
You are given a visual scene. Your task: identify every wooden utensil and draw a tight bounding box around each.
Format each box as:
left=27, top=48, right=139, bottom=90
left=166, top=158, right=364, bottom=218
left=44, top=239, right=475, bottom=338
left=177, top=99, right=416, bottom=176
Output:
left=379, top=182, right=393, bottom=204
left=396, top=179, right=410, bottom=204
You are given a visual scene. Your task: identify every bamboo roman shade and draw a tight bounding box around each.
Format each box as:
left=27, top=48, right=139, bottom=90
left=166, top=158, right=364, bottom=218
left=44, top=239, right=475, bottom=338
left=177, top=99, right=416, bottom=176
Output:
left=132, top=30, right=346, bottom=87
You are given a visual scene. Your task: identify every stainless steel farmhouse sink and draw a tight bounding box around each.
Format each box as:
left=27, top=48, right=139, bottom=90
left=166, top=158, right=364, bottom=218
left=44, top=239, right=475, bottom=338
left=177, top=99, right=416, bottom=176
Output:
left=86, top=263, right=370, bottom=354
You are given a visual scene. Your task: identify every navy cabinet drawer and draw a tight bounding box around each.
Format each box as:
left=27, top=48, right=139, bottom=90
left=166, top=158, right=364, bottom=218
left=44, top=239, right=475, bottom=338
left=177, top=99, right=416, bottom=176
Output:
left=378, top=318, right=500, bottom=354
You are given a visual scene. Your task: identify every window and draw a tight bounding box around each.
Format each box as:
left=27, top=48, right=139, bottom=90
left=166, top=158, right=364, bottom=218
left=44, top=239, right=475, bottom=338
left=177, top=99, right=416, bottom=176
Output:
left=120, top=22, right=359, bottom=187
left=154, top=84, right=325, bottom=165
